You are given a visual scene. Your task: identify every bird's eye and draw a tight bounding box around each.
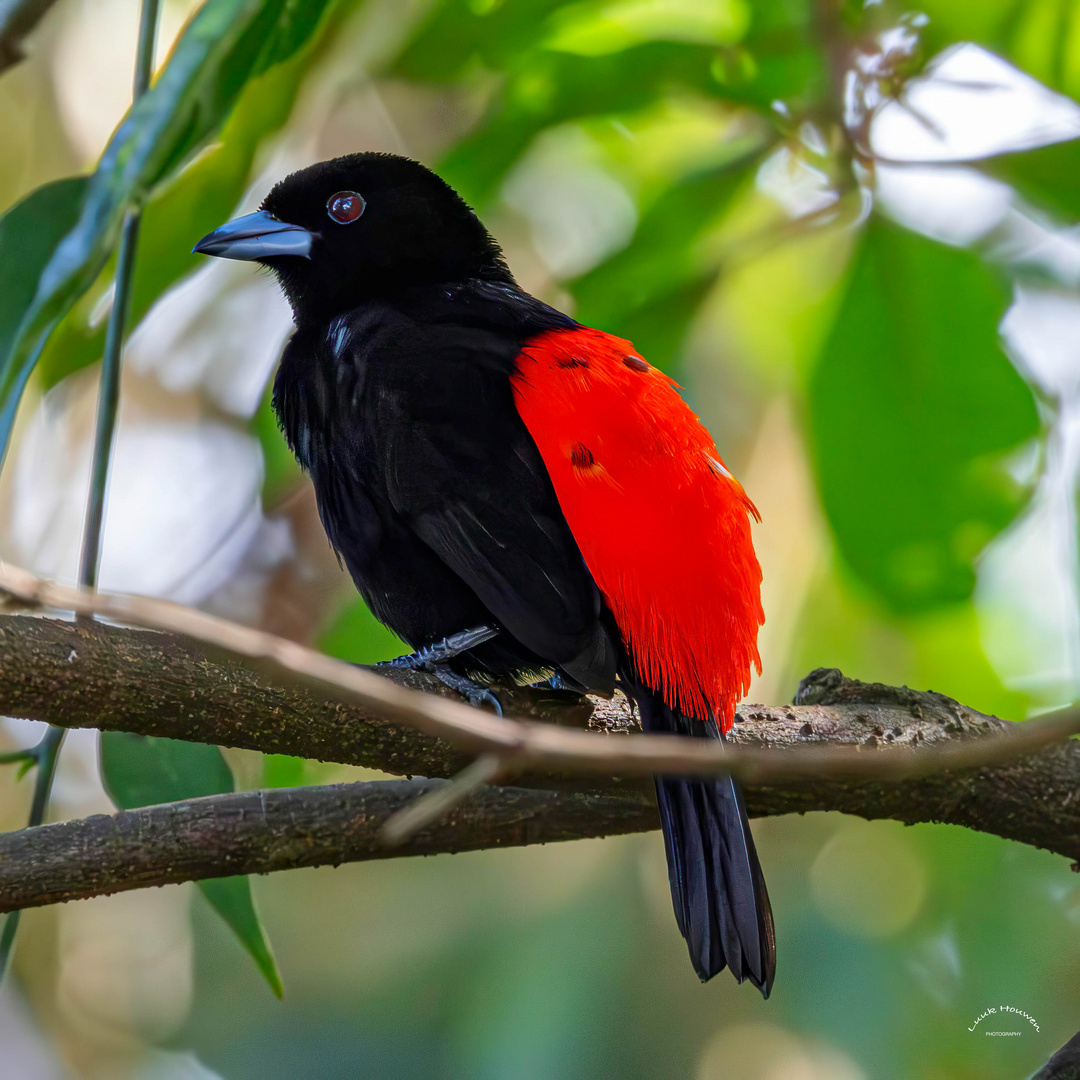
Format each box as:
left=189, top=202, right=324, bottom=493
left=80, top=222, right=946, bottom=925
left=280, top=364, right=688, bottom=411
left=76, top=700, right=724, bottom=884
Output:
left=327, top=191, right=366, bottom=224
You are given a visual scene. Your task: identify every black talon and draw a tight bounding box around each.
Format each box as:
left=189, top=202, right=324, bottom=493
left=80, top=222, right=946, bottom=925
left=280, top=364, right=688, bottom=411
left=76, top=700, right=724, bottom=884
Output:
left=431, top=665, right=504, bottom=716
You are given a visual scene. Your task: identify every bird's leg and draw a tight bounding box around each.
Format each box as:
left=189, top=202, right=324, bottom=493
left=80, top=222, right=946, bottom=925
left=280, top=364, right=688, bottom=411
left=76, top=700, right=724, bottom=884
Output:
left=381, top=625, right=500, bottom=670
left=429, top=666, right=504, bottom=717
left=378, top=625, right=504, bottom=715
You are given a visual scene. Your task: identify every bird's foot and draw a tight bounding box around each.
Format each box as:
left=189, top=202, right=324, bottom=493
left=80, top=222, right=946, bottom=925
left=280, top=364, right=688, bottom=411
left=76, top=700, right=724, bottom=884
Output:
left=381, top=625, right=499, bottom=671
left=430, top=666, right=504, bottom=717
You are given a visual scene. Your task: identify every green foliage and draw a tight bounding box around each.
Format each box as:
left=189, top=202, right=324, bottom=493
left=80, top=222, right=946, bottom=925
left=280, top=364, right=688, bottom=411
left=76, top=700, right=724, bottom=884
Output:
left=100, top=731, right=283, bottom=997
left=253, top=383, right=303, bottom=504
left=38, top=34, right=332, bottom=390
left=985, top=138, right=1080, bottom=223
left=0, top=0, right=338, bottom=462
left=808, top=219, right=1040, bottom=612
left=397, top=0, right=825, bottom=206
left=0, top=0, right=347, bottom=998
left=0, top=177, right=88, bottom=443
left=320, top=597, right=406, bottom=665
left=568, top=140, right=765, bottom=366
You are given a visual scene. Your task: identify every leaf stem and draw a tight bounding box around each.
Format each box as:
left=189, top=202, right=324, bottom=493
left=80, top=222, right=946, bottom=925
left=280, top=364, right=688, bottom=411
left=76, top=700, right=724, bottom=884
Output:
left=0, top=725, right=65, bottom=979
left=0, top=0, right=160, bottom=982
left=0, top=749, right=35, bottom=765
left=77, top=0, right=160, bottom=590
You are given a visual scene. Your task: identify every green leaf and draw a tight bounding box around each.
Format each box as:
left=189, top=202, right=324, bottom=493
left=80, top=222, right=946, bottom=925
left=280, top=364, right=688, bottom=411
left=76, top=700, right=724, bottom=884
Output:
left=438, top=43, right=743, bottom=205
left=252, top=382, right=303, bottom=502
left=807, top=218, right=1040, bottom=613
left=393, top=0, right=573, bottom=83
left=37, top=31, right=332, bottom=392
left=100, top=731, right=233, bottom=805
left=262, top=753, right=306, bottom=787
left=984, top=137, right=1080, bottom=222
left=100, top=732, right=283, bottom=997
left=0, top=0, right=338, bottom=464
left=0, top=177, right=89, bottom=413
left=599, top=277, right=716, bottom=374
left=319, top=597, right=406, bottom=665
left=197, top=876, right=284, bottom=998
left=571, top=144, right=762, bottom=324
left=568, top=144, right=763, bottom=368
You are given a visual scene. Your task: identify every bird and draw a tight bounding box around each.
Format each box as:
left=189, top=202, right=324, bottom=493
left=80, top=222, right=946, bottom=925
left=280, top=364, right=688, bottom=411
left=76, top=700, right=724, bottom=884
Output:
left=194, top=152, right=774, bottom=994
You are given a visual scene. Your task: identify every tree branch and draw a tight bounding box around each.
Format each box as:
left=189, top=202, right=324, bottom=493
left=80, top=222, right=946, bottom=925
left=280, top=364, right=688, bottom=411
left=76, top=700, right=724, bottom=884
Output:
left=0, top=780, right=658, bottom=912
left=3, top=563, right=1080, bottom=912
left=0, top=615, right=1079, bottom=912
left=2, top=563, right=1079, bottom=787
left=4, top=703, right=1080, bottom=910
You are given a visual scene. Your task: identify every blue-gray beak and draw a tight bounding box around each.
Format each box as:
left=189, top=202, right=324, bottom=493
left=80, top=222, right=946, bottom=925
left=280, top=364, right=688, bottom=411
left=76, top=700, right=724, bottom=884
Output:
left=193, top=210, right=314, bottom=261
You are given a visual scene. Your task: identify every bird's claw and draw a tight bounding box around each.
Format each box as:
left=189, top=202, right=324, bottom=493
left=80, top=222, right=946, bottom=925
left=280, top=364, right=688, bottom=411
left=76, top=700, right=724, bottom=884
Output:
left=430, top=665, right=504, bottom=716
left=470, top=687, right=504, bottom=717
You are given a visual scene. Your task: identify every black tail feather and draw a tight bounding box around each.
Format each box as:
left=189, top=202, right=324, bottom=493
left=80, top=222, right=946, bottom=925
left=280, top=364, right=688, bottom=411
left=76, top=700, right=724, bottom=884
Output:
left=635, top=683, right=775, bottom=996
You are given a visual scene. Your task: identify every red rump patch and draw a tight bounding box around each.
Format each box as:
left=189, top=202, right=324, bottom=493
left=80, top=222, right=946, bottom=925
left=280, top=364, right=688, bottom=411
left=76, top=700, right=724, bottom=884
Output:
left=511, top=326, right=763, bottom=731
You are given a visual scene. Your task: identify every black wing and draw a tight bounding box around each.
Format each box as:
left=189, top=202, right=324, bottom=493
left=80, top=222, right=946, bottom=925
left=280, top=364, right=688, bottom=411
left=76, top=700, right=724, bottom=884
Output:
left=375, top=319, right=616, bottom=689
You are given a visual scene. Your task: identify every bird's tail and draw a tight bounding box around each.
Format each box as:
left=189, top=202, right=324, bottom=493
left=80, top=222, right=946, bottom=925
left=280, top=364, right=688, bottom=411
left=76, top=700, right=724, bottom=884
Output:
left=634, top=682, right=775, bottom=996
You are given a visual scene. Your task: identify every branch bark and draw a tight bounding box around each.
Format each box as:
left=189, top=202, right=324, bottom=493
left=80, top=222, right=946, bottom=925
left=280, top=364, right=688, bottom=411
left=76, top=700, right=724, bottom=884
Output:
left=0, top=780, right=657, bottom=912
left=3, top=611, right=1080, bottom=913
left=3, top=563, right=1079, bottom=786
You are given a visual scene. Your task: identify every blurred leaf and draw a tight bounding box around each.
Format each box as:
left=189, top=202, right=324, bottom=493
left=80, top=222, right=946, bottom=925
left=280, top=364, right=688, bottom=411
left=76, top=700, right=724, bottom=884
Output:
left=736, top=0, right=826, bottom=106
left=916, top=0, right=1026, bottom=57
left=319, top=597, right=405, bottom=664
left=568, top=142, right=763, bottom=367
left=0, top=177, right=89, bottom=406
left=984, top=136, right=1080, bottom=222
left=101, top=731, right=283, bottom=997
left=197, top=877, right=284, bottom=998
left=253, top=382, right=303, bottom=502
left=921, top=0, right=1080, bottom=102
left=262, top=753, right=306, bottom=787
left=571, top=142, right=762, bottom=321
left=808, top=217, right=1040, bottom=612
left=392, top=0, right=574, bottom=83
left=544, top=0, right=751, bottom=55
left=101, top=731, right=234, bottom=804
left=438, top=43, right=727, bottom=204
left=0, top=0, right=338, bottom=463
left=0, top=0, right=60, bottom=72
left=606, top=277, right=715, bottom=373
left=402, top=0, right=825, bottom=207
left=38, top=27, right=334, bottom=391
left=397, top=0, right=822, bottom=111
left=1001, top=0, right=1078, bottom=95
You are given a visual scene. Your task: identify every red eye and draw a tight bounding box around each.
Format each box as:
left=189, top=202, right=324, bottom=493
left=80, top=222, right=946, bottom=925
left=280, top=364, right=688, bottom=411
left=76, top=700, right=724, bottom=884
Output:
left=327, top=191, right=366, bottom=224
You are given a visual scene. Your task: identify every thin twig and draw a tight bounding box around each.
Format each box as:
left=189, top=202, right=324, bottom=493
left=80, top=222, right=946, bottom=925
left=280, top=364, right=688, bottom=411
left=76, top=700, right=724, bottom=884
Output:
left=0, top=725, right=64, bottom=977
left=379, top=754, right=506, bottom=846
left=78, top=0, right=160, bottom=589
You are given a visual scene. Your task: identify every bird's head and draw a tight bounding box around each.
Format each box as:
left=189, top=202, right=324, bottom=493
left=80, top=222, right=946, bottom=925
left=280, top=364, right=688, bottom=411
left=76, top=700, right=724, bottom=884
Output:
left=193, top=152, right=512, bottom=324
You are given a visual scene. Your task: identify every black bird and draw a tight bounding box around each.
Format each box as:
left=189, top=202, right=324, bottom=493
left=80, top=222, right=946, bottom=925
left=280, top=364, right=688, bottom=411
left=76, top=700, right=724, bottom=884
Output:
left=194, top=152, right=775, bottom=993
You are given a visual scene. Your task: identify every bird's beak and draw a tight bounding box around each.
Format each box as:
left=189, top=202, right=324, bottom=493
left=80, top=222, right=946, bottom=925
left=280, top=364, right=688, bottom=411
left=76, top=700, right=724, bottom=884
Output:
left=192, top=210, right=314, bottom=261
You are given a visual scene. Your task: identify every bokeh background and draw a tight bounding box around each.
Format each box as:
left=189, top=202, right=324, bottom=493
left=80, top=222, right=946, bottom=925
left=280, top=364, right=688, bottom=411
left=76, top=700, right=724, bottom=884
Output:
left=2, top=0, right=1080, bottom=1076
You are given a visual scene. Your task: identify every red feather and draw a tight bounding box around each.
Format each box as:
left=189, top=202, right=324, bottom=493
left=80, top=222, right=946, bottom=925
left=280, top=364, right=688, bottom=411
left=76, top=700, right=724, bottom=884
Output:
left=512, top=326, right=763, bottom=731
